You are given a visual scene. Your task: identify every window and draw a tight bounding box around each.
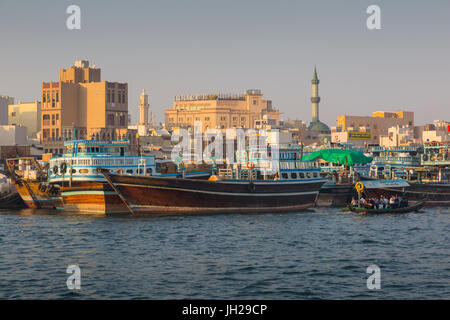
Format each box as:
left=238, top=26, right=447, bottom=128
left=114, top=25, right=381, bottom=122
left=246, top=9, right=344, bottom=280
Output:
left=291, top=172, right=297, bottom=179
left=241, top=117, right=245, bottom=121
left=299, top=172, right=305, bottom=179
left=56, top=92, right=59, bottom=102
left=233, top=117, right=237, bottom=121
left=282, top=173, right=289, bottom=179
left=205, top=117, right=210, bottom=121
left=111, top=90, right=115, bottom=103
left=107, top=90, right=110, bottom=103
left=43, top=93, right=46, bottom=103
left=119, top=115, right=126, bottom=126
left=253, top=100, right=257, bottom=105
left=11, top=112, right=16, bottom=117
left=108, top=114, right=115, bottom=126
left=195, top=117, right=200, bottom=121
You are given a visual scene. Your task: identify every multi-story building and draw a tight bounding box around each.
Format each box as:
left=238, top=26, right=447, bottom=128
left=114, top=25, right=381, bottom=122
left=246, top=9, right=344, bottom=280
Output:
left=378, top=125, right=419, bottom=147
left=333, top=110, right=414, bottom=145
left=165, top=89, right=280, bottom=131
left=0, top=125, right=27, bottom=146
left=8, top=101, right=41, bottom=139
left=422, top=121, right=450, bottom=142
left=0, top=96, right=14, bottom=125
left=41, top=60, right=133, bottom=154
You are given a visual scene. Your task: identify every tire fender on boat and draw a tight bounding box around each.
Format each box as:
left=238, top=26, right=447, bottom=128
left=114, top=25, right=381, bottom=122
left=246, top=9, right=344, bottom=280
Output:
left=248, top=182, right=256, bottom=193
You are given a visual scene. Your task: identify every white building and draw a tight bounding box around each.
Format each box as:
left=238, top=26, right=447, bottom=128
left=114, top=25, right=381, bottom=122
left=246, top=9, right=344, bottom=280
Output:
left=0, top=125, right=27, bottom=146
left=8, top=100, right=41, bottom=138
left=422, top=121, right=450, bottom=142
left=0, top=96, right=14, bottom=125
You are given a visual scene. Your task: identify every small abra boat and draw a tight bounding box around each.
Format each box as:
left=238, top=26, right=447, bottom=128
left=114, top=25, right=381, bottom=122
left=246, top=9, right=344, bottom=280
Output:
left=348, top=200, right=426, bottom=214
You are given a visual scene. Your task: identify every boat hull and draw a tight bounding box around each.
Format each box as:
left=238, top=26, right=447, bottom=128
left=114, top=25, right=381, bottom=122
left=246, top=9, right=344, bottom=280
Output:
left=13, top=181, right=56, bottom=209
left=105, top=174, right=326, bottom=215
left=407, top=183, right=450, bottom=206
left=58, top=181, right=127, bottom=214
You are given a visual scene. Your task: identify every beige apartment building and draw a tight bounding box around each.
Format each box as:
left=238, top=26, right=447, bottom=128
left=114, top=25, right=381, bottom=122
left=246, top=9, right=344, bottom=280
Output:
left=8, top=101, right=41, bottom=138
left=41, top=60, right=133, bottom=154
left=165, top=89, right=280, bottom=131
left=332, top=111, right=414, bottom=145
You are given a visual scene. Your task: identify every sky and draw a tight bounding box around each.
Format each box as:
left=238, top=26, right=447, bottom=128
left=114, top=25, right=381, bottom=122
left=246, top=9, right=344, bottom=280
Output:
left=0, top=0, right=449, bottom=126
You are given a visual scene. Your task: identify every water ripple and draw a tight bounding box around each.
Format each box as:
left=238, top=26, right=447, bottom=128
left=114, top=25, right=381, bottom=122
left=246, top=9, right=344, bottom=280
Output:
left=0, top=207, right=449, bottom=299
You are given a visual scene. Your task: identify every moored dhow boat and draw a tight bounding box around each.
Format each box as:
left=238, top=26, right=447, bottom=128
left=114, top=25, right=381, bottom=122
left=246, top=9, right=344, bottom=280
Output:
left=47, top=139, right=212, bottom=213
left=6, top=157, right=57, bottom=209
left=99, top=145, right=327, bottom=215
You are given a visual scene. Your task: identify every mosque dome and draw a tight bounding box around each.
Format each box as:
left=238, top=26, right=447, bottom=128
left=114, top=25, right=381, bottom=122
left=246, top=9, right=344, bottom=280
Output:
left=308, top=121, right=331, bottom=134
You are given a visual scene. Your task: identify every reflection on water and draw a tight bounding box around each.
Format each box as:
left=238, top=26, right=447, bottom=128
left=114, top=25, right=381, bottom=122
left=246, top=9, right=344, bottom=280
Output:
left=0, top=207, right=449, bottom=299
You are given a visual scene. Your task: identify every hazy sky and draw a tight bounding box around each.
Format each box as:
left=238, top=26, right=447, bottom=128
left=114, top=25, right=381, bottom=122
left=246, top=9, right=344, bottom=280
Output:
left=0, top=0, right=449, bottom=126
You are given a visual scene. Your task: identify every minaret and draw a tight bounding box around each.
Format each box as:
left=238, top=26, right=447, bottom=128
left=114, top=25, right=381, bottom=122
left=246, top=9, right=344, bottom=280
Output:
left=138, top=89, right=149, bottom=126
left=311, top=66, right=320, bottom=123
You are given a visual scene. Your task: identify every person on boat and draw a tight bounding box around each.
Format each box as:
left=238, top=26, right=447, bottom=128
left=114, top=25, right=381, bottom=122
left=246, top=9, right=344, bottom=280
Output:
left=360, top=196, right=366, bottom=207
left=373, top=198, right=380, bottom=210
left=350, top=197, right=358, bottom=207
left=389, top=195, right=396, bottom=208
left=400, top=196, right=409, bottom=208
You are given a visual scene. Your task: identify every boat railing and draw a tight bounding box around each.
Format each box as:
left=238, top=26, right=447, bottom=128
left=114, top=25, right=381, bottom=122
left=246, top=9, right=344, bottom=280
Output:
left=218, top=168, right=257, bottom=180
left=373, top=156, right=419, bottom=163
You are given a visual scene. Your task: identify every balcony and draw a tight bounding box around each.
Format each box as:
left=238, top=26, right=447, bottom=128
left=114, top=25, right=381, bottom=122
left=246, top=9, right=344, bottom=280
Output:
left=372, top=156, right=419, bottom=166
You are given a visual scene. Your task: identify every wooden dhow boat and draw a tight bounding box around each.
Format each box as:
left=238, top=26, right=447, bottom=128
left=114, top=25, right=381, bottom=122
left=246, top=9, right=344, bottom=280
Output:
left=98, top=145, right=327, bottom=215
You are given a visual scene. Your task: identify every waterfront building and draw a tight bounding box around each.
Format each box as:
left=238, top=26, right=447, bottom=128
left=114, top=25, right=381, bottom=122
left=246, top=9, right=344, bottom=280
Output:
left=8, top=101, right=41, bottom=139
left=0, top=96, right=14, bottom=125
left=41, top=60, right=134, bottom=155
left=422, top=121, right=450, bottom=142
left=379, top=125, right=419, bottom=147
left=165, top=89, right=280, bottom=131
left=331, top=127, right=372, bottom=148
left=0, top=125, right=27, bottom=146
left=334, top=110, right=414, bottom=145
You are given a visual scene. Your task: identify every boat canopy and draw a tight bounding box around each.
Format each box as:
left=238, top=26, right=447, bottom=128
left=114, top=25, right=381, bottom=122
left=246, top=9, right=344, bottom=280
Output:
left=302, top=149, right=373, bottom=166
left=361, top=179, right=410, bottom=189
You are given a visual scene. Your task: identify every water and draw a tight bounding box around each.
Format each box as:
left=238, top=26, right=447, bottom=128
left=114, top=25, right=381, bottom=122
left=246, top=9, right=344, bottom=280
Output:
left=0, top=207, right=449, bottom=299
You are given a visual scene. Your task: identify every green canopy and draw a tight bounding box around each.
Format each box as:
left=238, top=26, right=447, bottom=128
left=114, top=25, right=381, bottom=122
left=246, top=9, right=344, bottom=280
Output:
left=302, top=149, right=373, bottom=166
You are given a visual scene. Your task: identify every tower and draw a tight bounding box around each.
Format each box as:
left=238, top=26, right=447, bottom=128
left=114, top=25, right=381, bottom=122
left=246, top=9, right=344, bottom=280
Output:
left=311, top=66, right=320, bottom=123
left=138, top=89, right=149, bottom=126
left=308, top=66, right=330, bottom=134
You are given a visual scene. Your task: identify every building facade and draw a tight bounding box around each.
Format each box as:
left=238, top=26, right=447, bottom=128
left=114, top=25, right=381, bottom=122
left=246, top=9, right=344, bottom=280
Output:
left=41, top=60, right=132, bottom=154
left=0, top=96, right=14, bottom=125
left=333, top=111, right=414, bottom=145
left=0, top=125, right=27, bottom=146
left=8, top=101, right=41, bottom=138
left=165, top=89, right=280, bottom=131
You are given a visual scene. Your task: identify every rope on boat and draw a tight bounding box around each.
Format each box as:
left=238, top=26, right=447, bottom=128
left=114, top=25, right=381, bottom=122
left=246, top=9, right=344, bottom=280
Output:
left=377, top=187, right=450, bottom=195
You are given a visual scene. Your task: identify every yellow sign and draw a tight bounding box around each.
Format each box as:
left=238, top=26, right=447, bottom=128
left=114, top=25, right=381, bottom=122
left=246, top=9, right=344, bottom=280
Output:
left=348, top=132, right=371, bottom=140
left=355, top=182, right=364, bottom=192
